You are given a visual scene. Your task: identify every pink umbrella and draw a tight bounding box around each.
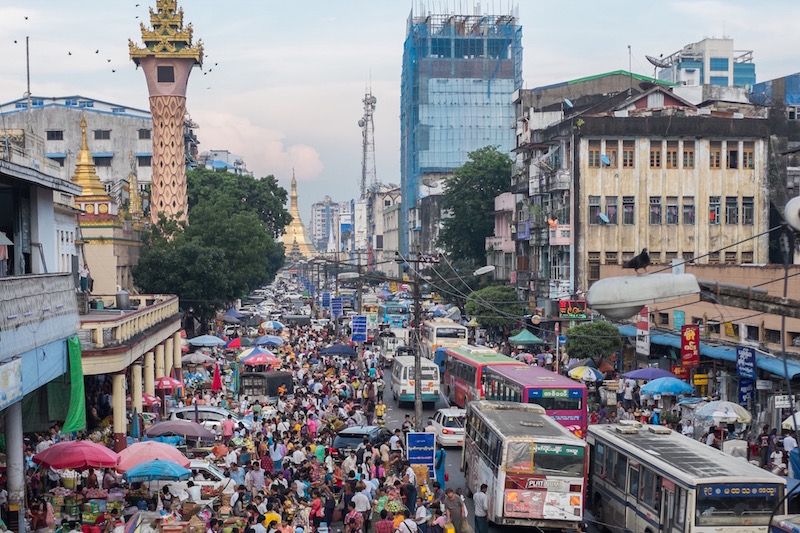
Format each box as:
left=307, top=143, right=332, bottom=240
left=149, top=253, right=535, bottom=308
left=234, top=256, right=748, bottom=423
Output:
left=126, top=393, right=162, bottom=407
left=117, top=441, right=190, bottom=472
left=211, top=363, right=222, bottom=392
left=154, top=376, right=182, bottom=390
left=242, top=353, right=280, bottom=367
left=34, top=440, right=118, bottom=470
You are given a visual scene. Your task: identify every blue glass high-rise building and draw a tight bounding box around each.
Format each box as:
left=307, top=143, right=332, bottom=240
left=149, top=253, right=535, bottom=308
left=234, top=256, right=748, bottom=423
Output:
left=400, top=10, right=523, bottom=254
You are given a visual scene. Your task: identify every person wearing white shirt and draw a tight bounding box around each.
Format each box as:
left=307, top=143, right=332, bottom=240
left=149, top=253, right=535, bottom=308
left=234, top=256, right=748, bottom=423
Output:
left=291, top=448, right=306, bottom=465
left=681, top=421, right=694, bottom=438
left=224, top=449, right=238, bottom=468
left=185, top=481, right=201, bottom=503
left=472, top=483, right=489, bottom=533
left=404, top=464, right=416, bottom=486
left=784, top=432, right=798, bottom=455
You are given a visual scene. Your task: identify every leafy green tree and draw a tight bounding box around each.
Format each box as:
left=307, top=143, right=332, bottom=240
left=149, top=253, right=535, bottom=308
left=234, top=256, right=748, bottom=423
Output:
left=438, top=146, right=513, bottom=265
left=563, top=321, right=623, bottom=366
left=465, top=285, right=526, bottom=329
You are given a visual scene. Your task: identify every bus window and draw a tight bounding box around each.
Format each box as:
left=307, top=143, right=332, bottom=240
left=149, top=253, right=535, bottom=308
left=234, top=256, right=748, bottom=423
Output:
left=628, top=465, right=640, bottom=498
left=506, top=441, right=534, bottom=474
left=675, top=487, right=686, bottom=528
left=640, top=468, right=659, bottom=511
left=604, top=448, right=615, bottom=481
left=613, top=454, right=627, bottom=489
left=594, top=443, right=606, bottom=477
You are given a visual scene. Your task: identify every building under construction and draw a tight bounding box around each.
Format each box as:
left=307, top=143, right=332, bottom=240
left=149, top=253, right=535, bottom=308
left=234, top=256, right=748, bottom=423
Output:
left=400, top=7, right=523, bottom=254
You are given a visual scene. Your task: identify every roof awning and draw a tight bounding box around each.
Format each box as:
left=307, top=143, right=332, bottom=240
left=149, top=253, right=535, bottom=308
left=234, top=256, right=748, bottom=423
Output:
left=616, top=324, right=800, bottom=379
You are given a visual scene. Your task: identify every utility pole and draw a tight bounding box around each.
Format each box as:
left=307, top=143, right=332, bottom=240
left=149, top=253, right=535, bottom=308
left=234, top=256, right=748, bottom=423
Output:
left=396, top=248, right=440, bottom=430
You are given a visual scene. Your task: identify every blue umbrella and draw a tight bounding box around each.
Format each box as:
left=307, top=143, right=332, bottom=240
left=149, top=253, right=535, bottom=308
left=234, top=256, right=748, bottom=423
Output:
left=254, top=335, right=284, bottom=347
left=320, top=344, right=357, bottom=357
left=188, top=334, right=226, bottom=347
left=640, top=377, right=694, bottom=396
left=261, top=320, right=284, bottom=331
left=623, top=368, right=676, bottom=381
left=225, top=307, right=245, bottom=319
left=125, top=459, right=191, bottom=482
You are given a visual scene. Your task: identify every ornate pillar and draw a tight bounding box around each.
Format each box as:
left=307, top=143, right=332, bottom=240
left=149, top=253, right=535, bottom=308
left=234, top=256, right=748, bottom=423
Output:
left=172, top=331, right=183, bottom=382
left=165, top=338, right=174, bottom=377
left=131, top=363, right=143, bottom=413
left=155, top=344, right=165, bottom=379
left=112, top=374, right=127, bottom=451
left=144, top=351, right=155, bottom=396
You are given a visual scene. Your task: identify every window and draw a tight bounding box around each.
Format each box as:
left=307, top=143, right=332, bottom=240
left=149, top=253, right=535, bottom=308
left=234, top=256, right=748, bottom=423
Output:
left=789, top=106, right=800, bottom=121
left=682, top=251, right=695, bottom=262
left=138, top=128, right=151, bottom=140
left=683, top=140, right=695, bottom=168
left=743, top=141, right=754, bottom=169
left=604, top=140, right=618, bottom=167
left=622, top=140, right=635, bottom=168
left=94, top=130, right=111, bottom=140
left=666, top=141, right=678, bottom=168
left=659, top=312, right=669, bottom=325
left=725, top=251, right=737, bottom=264
left=710, top=76, right=729, bottom=86
left=588, top=196, right=601, bottom=224
left=623, top=196, right=635, bottom=225
left=709, top=196, right=721, bottom=224
left=710, top=141, right=722, bottom=168
left=93, top=156, right=112, bottom=167
left=682, top=196, right=695, bottom=224
left=605, top=251, right=618, bottom=263
left=157, top=65, right=175, bottom=83
left=727, top=142, right=739, bottom=169
left=766, top=329, right=782, bottom=344
left=741, top=251, right=754, bottom=263
left=137, top=156, right=152, bottom=167
left=46, top=130, right=63, bottom=141
left=666, top=196, right=679, bottom=224
left=746, top=324, right=760, bottom=342
left=48, top=156, right=66, bottom=168
left=622, top=251, right=634, bottom=262
left=588, top=140, right=601, bottom=168
left=628, top=466, right=639, bottom=498
left=725, top=196, right=739, bottom=224
left=588, top=252, right=601, bottom=284
left=666, top=251, right=678, bottom=262
left=639, top=468, right=660, bottom=511
left=710, top=57, right=729, bottom=71
left=708, top=251, right=720, bottom=264
left=649, top=196, right=662, bottom=224
left=707, top=320, right=721, bottom=334
left=742, top=196, right=754, bottom=225
left=649, top=140, right=662, bottom=168
left=605, top=196, right=618, bottom=224
left=613, top=453, right=627, bottom=489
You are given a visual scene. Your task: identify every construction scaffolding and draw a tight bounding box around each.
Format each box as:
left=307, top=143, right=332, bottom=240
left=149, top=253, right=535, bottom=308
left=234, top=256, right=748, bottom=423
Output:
left=400, top=5, right=523, bottom=253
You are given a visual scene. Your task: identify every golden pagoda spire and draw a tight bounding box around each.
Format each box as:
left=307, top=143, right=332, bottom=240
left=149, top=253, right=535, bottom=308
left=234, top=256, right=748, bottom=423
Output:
left=72, top=116, right=110, bottom=197
left=282, top=169, right=316, bottom=258
left=129, top=0, right=203, bottom=65
left=128, top=153, right=143, bottom=218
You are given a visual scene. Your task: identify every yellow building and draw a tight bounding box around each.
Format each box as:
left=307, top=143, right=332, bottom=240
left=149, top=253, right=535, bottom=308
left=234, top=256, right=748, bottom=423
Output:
left=281, top=172, right=316, bottom=259
left=73, top=116, right=143, bottom=294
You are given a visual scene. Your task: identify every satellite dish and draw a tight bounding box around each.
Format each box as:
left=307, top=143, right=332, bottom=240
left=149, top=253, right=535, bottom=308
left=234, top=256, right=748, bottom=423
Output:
left=473, top=265, right=495, bottom=276
left=646, top=55, right=670, bottom=69
left=563, top=98, right=574, bottom=109
left=598, top=213, right=610, bottom=224
left=358, top=119, right=365, bottom=127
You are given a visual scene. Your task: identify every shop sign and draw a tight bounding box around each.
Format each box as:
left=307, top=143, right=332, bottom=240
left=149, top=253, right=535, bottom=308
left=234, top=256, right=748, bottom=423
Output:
left=775, top=395, right=791, bottom=409
left=0, top=358, right=22, bottom=411
left=738, top=378, right=754, bottom=407
left=693, top=373, right=709, bottom=386
left=736, top=347, right=756, bottom=379
left=681, top=325, right=700, bottom=368
left=558, top=299, right=588, bottom=320
left=756, top=379, right=773, bottom=391
left=671, top=365, right=689, bottom=380
left=673, top=310, right=685, bottom=332
left=406, top=432, right=436, bottom=479
left=636, top=306, right=650, bottom=356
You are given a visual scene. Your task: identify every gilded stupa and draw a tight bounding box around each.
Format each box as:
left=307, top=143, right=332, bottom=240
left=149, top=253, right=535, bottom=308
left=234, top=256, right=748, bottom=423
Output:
left=282, top=171, right=316, bottom=259
left=72, top=116, right=115, bottom=217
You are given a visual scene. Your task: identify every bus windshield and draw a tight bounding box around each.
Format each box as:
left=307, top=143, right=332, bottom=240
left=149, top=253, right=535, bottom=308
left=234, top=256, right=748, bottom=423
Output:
left=436, top=327, right=466, bottom=339
left=506, top=442, right=585, bottom=477
left=695, top=484, right=781, bottom=526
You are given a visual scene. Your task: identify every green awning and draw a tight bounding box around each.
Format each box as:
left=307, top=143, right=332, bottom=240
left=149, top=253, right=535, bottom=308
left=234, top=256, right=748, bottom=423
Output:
left=509, top=329, right=544, bottom=346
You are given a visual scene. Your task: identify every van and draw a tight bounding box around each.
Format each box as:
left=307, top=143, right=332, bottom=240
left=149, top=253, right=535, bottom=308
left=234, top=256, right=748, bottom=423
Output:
left=390, top=355, right=440, bottom=407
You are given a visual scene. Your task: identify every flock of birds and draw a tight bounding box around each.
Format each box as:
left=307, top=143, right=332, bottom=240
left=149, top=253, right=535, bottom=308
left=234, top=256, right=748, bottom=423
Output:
left=10, top=7, right=218, bottom=90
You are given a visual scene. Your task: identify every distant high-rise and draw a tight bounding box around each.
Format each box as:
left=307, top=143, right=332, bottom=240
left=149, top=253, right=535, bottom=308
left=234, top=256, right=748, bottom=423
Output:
left=400, top=8, right=523, bottom=253
left=656, top=37, right=755, bottom=88
left=310, top=196, right=341, bottom=251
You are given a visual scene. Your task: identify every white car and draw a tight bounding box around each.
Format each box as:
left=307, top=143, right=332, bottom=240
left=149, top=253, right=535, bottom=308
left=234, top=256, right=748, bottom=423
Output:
left=430, top=407, right=466, bottom=447
left=170, top=406, right=252, bottom=433
left=153, top=461, right=235, bottom=503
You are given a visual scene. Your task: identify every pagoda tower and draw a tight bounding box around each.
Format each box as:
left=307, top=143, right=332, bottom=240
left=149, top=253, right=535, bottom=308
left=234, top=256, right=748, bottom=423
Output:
left=72, top=116, right=115, bottom=217
left=281, top=172, right=316, bottom=259
left=129, top=0, right=202, bottom=223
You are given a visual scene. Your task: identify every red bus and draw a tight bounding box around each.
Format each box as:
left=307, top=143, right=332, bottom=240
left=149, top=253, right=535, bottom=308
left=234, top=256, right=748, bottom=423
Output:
left=442, top=346, right=523, bottom=408
left=482, top=365, right=588, bottom=437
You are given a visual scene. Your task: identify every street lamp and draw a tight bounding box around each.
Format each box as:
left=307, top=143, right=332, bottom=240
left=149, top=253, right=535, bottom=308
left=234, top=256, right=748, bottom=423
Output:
left=473, top=265, right=496, bottom=277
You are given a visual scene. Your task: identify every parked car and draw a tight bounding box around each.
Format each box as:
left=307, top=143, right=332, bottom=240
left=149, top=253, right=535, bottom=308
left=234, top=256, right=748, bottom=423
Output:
left=170, top=406, right=252, bottom=433
left=155, top=460, right=235, bottom=503
left=330, top=426, right=392, bottom=460
left=429, top=407, right=466, bottom=447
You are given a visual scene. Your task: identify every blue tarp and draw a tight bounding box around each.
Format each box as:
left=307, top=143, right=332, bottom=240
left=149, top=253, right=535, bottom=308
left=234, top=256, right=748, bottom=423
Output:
left=617, top=324, right=800, bottom=378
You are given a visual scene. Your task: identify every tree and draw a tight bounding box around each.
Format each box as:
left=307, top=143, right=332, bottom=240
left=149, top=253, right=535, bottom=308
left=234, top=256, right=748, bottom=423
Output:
left=465, top=285, right=526, bottom=329
left=438, top=146, right=513, bottom=265
left=563, top=321, right=623, bottom=366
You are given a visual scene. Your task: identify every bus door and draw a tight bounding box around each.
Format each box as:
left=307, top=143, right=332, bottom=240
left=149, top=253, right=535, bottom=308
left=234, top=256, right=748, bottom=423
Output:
left=661, top=479, right=678, bottom=532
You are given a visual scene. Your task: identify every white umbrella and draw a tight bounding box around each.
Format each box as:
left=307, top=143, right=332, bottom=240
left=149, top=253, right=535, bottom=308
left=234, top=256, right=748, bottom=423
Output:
left=782, top=412, right=800, bottom=430
left=695, top=400, right=752, bottom=424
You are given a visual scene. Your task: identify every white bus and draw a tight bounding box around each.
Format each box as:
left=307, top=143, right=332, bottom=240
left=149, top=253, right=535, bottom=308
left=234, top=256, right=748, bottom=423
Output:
left=462, top=401, right=587, bottom=530
left=588, top=422, right=786, bottom=533
left=420, top=318, right=468, bottom=360
left=390, top=355, right=440, bottom=406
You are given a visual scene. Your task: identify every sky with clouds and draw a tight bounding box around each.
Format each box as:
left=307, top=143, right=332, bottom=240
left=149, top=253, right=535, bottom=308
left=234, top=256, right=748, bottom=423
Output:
left=1, top=0, right=798, bottom=220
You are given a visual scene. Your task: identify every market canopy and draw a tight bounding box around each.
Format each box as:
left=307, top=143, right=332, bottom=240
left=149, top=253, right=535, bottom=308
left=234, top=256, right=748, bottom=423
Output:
left=117, top=442, right=190, bottom=473
left=125, top=459, right=191, bottom=483
left=640, top=377, right=694, bottom=396
left=238, top=347, right=276, bottom=361
left=188, top=334, right=226, bottom=347
left=34, top=440, right=118, bottom=470
left=183, top=352, right=215, bottom=365
left=508, top=329, right=544, bottom=346
left=254, top=335, right=284, bottom=347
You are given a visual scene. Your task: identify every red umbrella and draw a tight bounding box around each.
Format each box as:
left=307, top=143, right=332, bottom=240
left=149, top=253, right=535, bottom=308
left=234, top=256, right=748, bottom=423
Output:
left=211, top=363, right=222, bottom=392
left=226, top=337, right=242, bottom=349
left=154, top=376, right=182, bottom=390
left=34, top=440, right=118, bottom=470
left=126, top=393, right=162, bottom=407
left=117, top=442, right=190, bottom=472
left=242, top=353, right=280, bottom=367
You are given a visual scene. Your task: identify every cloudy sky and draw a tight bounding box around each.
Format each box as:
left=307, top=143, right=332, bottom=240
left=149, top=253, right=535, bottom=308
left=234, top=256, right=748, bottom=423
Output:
left=1, top=0, right=798, bottom=220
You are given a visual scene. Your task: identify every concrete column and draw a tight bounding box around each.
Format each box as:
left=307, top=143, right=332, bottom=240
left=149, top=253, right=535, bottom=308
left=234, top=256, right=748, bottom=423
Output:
left=164, top=338, right=174, bottom=377
left=112, top=374, right=127, bottom=451
left=155, top=344, right=165, bottom=379
left=131, top=363, right=143, bottom=413
left=172, top=331, right=183, bottom=382
left=144, top=351, right=155, bottom=396
left=5, top=401, right=25, bottom=532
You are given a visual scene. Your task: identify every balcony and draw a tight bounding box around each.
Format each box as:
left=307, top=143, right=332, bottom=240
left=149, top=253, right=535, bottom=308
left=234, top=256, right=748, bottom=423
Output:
left=515, top=220, right=531, bottom=241
left=547, top=169, right=571, bottom=191
left=485, top=236, right=515, bottom=254
left=549, top=224, right=573, bottom=246
left=79, top=294, right=180, bottom=350
left=549, top=278, right=573, bottom=300
left=0, top=274, right=79, bottom=362
left=510, top=169, right=528, bottom=194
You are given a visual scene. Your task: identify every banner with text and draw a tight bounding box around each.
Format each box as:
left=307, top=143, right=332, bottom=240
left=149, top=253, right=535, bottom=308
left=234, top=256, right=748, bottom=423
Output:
left=681, top=324, right=700, bottom=368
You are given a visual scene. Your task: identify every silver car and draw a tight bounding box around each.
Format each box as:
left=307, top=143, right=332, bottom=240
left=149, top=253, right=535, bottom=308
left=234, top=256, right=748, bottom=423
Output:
left=170, top=406, right=252, bottom=433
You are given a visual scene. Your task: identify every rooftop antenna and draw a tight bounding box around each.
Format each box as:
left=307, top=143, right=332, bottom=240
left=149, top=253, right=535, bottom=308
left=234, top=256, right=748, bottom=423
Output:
left=25, top=36, right=32, bottom=115
left=358, top=85, right=378, bottom=199
left=627, top=44, right=633, bottom=95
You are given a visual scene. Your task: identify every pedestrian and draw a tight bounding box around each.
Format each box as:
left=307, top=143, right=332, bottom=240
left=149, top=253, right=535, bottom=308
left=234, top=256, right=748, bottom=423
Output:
left=434, top=447, right=447, bottom=489
left=443, top=488, right=465, bottom=533
left=472, top=484, right=489, bottom=533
